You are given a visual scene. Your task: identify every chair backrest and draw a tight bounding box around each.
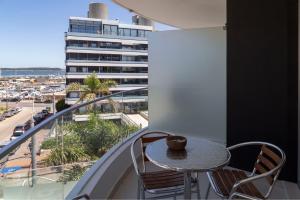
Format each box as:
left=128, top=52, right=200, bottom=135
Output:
left=131, top=131, right=171, bottom=175
left=228, top=141, right=286, bottom=199
left=252, top=143, right=286, bottom=185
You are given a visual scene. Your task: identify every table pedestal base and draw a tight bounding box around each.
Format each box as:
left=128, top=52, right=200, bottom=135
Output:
left=184, top=171, right=192, bottom=199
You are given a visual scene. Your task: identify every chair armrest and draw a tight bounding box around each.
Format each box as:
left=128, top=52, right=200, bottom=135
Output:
left=229, top=167, right=280, bottom=198
left=227, top=141, right=267, bottom=151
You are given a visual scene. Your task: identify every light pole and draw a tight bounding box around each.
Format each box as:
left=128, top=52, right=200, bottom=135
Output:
left=5, top=91, right=8, bottom=111
left=30, top=91, right=36, bottom=187
left=52, top=92, right=56, bottom=114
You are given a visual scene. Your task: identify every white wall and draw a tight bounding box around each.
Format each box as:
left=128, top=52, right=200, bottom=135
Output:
left=148, top=27, right=226, bottom=143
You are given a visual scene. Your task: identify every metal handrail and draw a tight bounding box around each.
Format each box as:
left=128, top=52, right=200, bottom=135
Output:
left=0, top=87, right=147, bottom=159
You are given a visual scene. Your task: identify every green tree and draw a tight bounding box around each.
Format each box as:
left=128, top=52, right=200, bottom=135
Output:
left=55, top=99, right=71, bottom=112
left=66, top=82, right=81, bottom=92
left=66, top=73, right=116, bottom=102
left=42, top=113, right=139, bottom=166
left=64, top=113, right=139, bottom=157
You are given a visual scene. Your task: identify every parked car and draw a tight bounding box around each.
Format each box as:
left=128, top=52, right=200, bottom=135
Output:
left=15, top=107, right=23, bottom=113
left=10, top=122, right=30, bottom=141
left=10, top=108, right=18, bottom=115
left=0, top=115, right=5, bottom=121
left=41, top=109, right=50, bottom=116
left=33, top=113, right=45, bottom=124
left=23, top=120, right=31, bottom=130
left=33, top=110, right=52, bottom=124
left=10, top=126, right=25, bottom=140
left=3, top=111, right=14, bottom=118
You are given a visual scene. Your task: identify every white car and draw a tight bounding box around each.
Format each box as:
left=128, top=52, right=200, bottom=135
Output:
left=15, top=107, right=23, bottom=113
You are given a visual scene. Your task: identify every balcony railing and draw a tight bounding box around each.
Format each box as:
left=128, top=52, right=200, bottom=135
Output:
left=0, top=88, right=148, bottom=199
left=65, top=32, right=149, bottom=42
left=66, top=46, right=148, bottom=53
left=66, top=59, right=148, bottom=63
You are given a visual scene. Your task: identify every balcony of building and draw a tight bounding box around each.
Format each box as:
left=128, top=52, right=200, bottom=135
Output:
left=65, top=73, right=148, bottom=80
left=65, top=31, right=150, bottom=42
left=65, top=46, right=148, bottom=56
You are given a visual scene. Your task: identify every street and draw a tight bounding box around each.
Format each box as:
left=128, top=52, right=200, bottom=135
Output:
left=0, top=107, right=43, bottom=141
left=0, top=104, right=51, bottom=169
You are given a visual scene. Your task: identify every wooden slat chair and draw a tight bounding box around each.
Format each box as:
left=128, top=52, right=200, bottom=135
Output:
left=206, top=141, right=286, bottom=200
left=131, top=131, right=200, bottom=199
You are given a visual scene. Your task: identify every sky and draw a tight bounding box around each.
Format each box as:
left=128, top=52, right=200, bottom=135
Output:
left=0, top=0, right=175, bottom=68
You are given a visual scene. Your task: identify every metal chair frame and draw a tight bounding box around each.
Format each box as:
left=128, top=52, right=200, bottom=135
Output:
left=131, top=131, right=200, bottom=199
left=206, top=141, right=286, bottom=200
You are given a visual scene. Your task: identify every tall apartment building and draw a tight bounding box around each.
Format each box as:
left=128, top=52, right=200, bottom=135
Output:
left=65, top=3, right=153, bottom=105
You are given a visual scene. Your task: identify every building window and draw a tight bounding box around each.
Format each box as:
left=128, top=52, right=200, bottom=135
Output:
left=69, top=92, right=80, bottom=98
left=123, top=29, right=130, bottom=37
left=103, top=25, right=118, bottom=35
left=138, top=30, right=145, bottom=37
left=111, top=25, right=118, bottom=35
left=122, top=56, right=135, bottom=62
left=70, top=67, right=77, bottom=72
left=69, top=20, right=101, bottom=34
left=82, top=67, right=88, bottom=73
left=103, top=25, right=111, bottom=35
left=145, top=30, right=151, bottom=37
left=119, top=28, right=124, bottom=36
left=91, top=42, right=97, bottom=48
left=130, top=29, right=138, bottom=37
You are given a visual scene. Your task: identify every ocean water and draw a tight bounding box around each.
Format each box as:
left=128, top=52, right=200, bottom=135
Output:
left=0, top=68, right=65, bottom=77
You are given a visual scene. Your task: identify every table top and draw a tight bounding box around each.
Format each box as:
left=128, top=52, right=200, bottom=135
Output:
left=145, top=136, right=231, bottom=172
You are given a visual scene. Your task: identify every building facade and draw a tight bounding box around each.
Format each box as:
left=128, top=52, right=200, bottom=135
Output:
left=65, top=3, right=153, bottom=105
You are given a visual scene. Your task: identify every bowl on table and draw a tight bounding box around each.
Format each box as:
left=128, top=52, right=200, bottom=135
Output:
left=166, top=135, right=187, bottom=151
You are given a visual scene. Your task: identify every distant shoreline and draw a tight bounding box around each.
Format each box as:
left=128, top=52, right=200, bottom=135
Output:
left=0, top=68, right=65, bottom=78
left=0, top=67, right=64, bottom=71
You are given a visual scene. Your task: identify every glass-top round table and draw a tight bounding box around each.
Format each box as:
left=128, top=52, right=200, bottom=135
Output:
left=145, top=136, right=231, bottom=199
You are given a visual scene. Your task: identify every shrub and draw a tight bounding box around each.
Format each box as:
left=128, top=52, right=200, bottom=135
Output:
left=43, top=113, right=139, bottom=166
left=58, top=164, right=88, bottom=182
left=44, top=146, right=89, bottom=166
left=55, top=99, right=71, bottom=112
left=41, top=138, right=57, bottom=149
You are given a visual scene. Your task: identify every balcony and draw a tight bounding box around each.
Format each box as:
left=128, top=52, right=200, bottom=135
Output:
left=1, top=87, right=299, bottom=200
left=65, top=32, right=149, bottom=43
left=2, top=0, right=300, bottom=199
left=65, top=46, right=148, bottom=55
left=65, top=72, right=148, bottom=79
left=65, top=60, right=148, bottom=67
left=68, top=146, right=300, bottom=199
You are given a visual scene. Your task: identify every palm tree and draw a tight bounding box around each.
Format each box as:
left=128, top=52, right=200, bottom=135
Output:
left=81, top=73, right=116, bottom=101
left=67, top=72, right=116, bottom=102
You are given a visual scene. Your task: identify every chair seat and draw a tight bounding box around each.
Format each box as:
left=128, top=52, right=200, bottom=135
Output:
left=210, top=169, right=264, bottom=199
left=141, top=170, right=184, bottom=190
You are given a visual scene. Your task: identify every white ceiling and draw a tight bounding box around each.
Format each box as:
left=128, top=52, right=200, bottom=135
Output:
left=113, top=0, right=226, bottom=29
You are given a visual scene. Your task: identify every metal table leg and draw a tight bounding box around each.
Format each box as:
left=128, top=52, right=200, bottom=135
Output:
left=184, top=171, right=192, bottom=199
